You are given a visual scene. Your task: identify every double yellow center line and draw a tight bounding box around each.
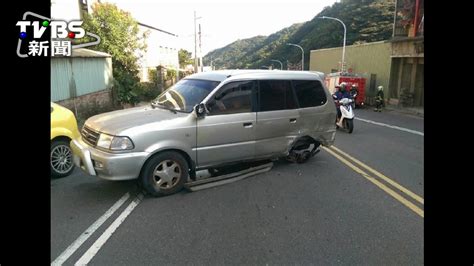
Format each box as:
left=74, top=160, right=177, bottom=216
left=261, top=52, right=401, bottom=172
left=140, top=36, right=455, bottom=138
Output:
left=323, top=145, right=424, bottom=218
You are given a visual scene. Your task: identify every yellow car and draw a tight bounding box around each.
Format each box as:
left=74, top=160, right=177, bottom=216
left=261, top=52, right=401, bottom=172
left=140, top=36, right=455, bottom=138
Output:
left=51, top=102, right=80, bottom=178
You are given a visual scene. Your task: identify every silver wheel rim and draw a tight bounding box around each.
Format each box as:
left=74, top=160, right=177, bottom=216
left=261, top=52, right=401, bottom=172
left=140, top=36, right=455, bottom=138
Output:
left=153, top=160, right=182, bottom=189
left=51, top=144, right=73, bottom=174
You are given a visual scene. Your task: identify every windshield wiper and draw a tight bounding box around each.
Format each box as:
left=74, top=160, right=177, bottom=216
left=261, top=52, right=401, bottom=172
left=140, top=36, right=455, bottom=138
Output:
left=164, top=107, right=177, bottom=114
left=151, top=101, right=178, bottom=114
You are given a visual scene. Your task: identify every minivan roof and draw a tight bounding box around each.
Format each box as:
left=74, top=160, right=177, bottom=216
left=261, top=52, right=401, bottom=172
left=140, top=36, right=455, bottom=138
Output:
left=184, top=69, right=325, bottom=82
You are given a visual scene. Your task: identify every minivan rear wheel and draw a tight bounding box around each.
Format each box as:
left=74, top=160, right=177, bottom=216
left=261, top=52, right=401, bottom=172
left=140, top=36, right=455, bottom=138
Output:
left=140, top=151, right=189, bottom=197
left=285, top=139, right=319, bottom=164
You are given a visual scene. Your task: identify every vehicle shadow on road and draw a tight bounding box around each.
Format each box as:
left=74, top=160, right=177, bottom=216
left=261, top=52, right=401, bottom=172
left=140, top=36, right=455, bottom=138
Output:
left=51, top=170, right=142, bottom=200
left=79, top=179, right=141, bottom=199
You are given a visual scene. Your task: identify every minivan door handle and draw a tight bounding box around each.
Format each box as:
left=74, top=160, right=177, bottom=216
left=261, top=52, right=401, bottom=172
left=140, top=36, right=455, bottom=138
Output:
left=243, top=122, right=253, bottom=128
left=290, top=118, right=297, bottom=123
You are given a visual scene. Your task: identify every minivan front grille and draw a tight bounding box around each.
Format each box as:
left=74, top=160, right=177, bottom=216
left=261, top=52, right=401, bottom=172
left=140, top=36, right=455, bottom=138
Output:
left=81, top=126, right=100, bottom=146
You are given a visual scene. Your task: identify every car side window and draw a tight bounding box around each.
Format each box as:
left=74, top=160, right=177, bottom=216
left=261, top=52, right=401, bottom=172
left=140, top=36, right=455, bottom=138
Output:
left=258, top=80, right=296, bottom=112
left=293, top=80, right=327, bottom=108
left=207, top=81, right=254, bottom=115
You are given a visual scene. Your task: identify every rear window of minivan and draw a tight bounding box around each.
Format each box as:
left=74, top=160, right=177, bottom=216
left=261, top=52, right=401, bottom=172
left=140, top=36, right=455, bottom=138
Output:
left=293, top=80, right=327, bottom=108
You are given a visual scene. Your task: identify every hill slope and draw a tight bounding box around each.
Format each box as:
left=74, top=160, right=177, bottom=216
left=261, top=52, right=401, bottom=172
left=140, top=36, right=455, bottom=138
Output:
left=204, top=0, right=395, bottom=70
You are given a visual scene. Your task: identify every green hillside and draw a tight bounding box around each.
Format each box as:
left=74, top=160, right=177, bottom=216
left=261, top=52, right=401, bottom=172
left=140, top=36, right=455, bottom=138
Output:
left=204, top=0, right=395, bottom=70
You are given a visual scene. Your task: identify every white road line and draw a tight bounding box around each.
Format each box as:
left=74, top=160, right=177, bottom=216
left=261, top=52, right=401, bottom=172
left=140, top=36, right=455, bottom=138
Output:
left=75, top=193, right=144, bottom=266
left=51, top=192, right=130, bottom=266
left=355, top=117, right=424, bottom=136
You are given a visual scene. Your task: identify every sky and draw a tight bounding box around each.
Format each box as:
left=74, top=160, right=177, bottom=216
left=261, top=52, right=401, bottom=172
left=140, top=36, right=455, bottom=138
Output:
left=106, top=0, right=338, bottom=56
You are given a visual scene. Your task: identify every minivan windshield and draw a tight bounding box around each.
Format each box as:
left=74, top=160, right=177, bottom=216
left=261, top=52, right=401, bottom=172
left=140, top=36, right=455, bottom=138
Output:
left=152, top=79, right=221, bottom=113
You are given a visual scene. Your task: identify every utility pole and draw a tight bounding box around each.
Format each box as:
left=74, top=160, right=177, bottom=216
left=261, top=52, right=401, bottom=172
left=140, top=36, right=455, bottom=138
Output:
left=199, top=23, right=203, bottom=72
left=193, top=11, right=201, bottom=73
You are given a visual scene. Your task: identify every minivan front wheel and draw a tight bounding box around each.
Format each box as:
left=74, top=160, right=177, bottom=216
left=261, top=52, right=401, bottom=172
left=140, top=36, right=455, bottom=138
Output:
left=140, top=151, right=189, bottom=197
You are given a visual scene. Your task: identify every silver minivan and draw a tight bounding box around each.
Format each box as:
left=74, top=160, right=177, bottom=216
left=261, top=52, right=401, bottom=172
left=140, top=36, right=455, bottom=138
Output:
left=71, top=70, right=337, bottom=196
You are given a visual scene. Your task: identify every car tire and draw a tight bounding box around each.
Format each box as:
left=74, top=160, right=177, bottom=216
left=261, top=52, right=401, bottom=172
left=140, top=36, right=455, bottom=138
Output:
left=285, top=139, right=315, bottom=164
left=140, top=151, right=189, bottom=197
left=51, top=139, right=75, bottom=178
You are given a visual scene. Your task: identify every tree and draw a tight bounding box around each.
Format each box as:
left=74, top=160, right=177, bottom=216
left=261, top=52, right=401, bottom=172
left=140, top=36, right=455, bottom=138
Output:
left=82, top=3, right=148, bottom=104
left=178, top=49, right=193, bottom=68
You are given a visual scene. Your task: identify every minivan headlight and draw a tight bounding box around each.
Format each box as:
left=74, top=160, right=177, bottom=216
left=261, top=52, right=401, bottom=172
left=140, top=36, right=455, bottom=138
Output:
left=97, top=134, right=134, bottom=150
left=97, top=134, right=113, bottom=149
left=110, top=136, right=134, bottom=150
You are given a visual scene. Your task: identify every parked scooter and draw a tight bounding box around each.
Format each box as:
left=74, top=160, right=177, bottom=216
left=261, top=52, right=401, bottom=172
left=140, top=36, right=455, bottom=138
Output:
left=333, top=95, right=355, bottom=133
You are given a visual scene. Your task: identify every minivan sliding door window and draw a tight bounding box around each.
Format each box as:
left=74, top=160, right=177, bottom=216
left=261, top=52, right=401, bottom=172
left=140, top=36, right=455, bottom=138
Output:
left=258, top=80, right=297, bottom=112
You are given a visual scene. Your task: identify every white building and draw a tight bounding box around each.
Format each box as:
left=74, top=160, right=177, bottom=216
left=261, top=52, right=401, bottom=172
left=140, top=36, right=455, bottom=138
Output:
left=137, top=22, right=180, bottom=82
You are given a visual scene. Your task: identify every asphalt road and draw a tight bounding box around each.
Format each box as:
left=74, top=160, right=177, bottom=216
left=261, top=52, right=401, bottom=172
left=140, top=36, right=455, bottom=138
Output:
left=51, top=108, right=424, bottom=265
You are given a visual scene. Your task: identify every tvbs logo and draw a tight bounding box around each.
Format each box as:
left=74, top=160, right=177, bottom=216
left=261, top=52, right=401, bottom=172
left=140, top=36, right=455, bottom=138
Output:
left=16, top=12, right=100, bottom=58
left=17, top=20, right=85, bottom=39
left=16, top=20, right=86, bottom=57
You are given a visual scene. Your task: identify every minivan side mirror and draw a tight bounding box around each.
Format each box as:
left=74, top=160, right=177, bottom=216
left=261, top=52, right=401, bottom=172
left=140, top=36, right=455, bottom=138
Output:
left=194, top=103, right=207, bottom=118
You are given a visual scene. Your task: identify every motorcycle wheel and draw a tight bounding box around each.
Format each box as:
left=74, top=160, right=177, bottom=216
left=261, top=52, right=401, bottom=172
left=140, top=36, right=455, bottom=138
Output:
left=345, top=119, right=354, bottom=133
